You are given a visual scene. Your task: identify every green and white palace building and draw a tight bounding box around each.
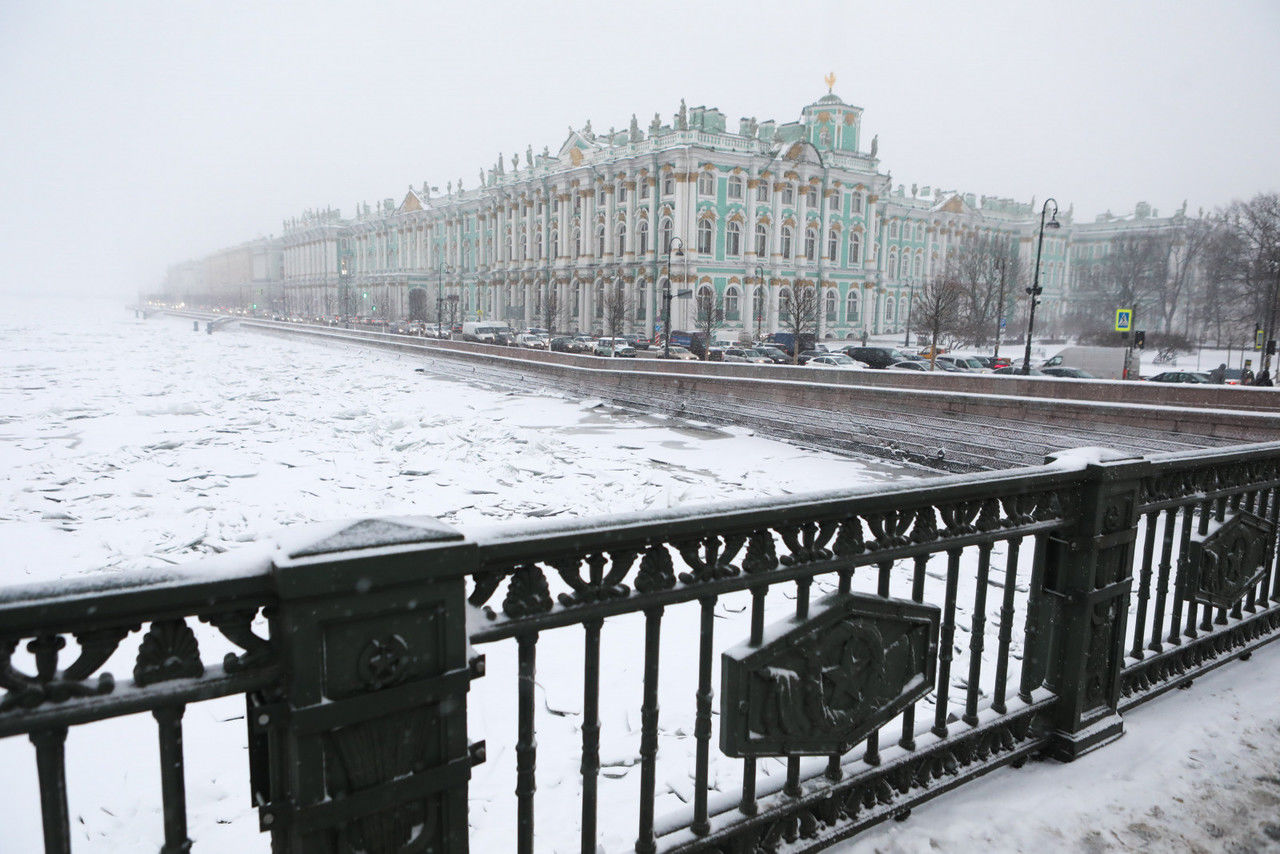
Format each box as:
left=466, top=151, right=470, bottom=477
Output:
left=168, top=88, right=1197, bottom=340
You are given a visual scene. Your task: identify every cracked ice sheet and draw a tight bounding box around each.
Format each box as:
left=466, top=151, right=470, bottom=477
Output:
left=0, top=299, right=920, bottom=853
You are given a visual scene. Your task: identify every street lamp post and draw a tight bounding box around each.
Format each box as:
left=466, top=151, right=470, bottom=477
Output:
left=903, top=278, right=915, bottom=348
left=1021, top=198, right=1060, bottom=375
left=754, top=264, right=765, bottom=342
left=664, top=237, right=685, bottom=358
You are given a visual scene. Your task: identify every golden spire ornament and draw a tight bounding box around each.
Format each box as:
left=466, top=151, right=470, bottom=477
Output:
left=824, top=72, right=836, bottom=93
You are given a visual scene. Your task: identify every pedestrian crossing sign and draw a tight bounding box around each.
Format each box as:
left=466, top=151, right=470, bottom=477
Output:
left=1115, top=309, right=1133, bottom=332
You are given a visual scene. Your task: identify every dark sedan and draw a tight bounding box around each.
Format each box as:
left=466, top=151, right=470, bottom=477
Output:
left=1147, top=371, right=1210, bottom=383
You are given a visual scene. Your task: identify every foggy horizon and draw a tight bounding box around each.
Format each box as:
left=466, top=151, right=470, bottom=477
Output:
left=2, top=0, right=1278, bottom=299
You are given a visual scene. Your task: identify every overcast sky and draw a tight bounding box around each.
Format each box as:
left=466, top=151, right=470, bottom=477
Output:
left=2, top=0, right=1278, bottom=298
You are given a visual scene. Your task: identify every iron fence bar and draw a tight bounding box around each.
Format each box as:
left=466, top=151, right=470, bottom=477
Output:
left=1168, top=504, right=1193, bottom=643
left=963, top=543, right=993, bottom=726
left=31, top=725, right=71, bottom=854
left=516, top=632, right=537, bottom=854
left=862, top=559, right=894, bottom=768
left=899, top=554, right=930, bottom=746
left=932, top=549, right=962, bottom=738
left=1018, top=534, right=1049, bottom=704
left=1199, top=498, right=1217, bottom=633
left=1267, top=487, right=1280, bottom=604
left=828, top=567, right=855, bottom=780
left=635, top=606, right=664, bottom=854
left=154, top=704, right=190, bottom=854
left=1131, top=511, right=1159, bottom=659
left=1148, top=508, right=1176, bottom=654
left=580, top=618, right=602, bottom=854
left=691, top=597, right=714, bottom=836
left=739, top=585, right=767, bottom=818
left=991, top=538, right=1022, bottom=714
left=1137, top=473, right=1280, bottom=515
left=1245, top=489, right=1261, bottom=614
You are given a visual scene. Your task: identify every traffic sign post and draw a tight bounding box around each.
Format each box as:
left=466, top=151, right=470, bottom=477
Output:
left=1117, top=306, right=1136, bottom=379
left=1114, top=309, right=1133, bottom=333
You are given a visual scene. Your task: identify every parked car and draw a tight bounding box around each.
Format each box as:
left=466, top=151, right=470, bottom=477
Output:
left=622, top=335, right=651, bottom=351
left=795, top=349, right=827, bottom=365
left=971, top=355, right=1013, bottom=370
left=658, top=345, right=698, bottom=360
left=933, top=354, right=980, bottom=372
left=517, top=333, right=548, bottom=349
left=594, top=338, right=636, bottom=357
left=1041, top=366, right=1096, bottom=379
left=993, top=365, right=1047, bottom=376
left=842, top=346, right=912, bottom=369
left=889, top=360, right=929, bottom=371
left=724, top=347, right=773, bottom=364
left=808, top=354, right=870, bottom=371
left=752, top=346, right=791, bottom=364
left=550, top=337, right=579, bottom=353
left=1147, top=371, right=1210, bottom=383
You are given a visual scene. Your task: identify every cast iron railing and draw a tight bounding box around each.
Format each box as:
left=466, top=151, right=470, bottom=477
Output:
left=2, top=443, right=1279, bottom=853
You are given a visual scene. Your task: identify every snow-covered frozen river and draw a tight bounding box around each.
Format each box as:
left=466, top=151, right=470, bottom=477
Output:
left=1, top=298, right=911, bottom=588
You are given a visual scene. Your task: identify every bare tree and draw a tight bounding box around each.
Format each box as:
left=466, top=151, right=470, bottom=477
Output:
left=912, top=272, right=964, bottom=369
left=778, top=283, right=819, bottom=364
left=951, top=233, right=1022, bottom=348
left=1229, top=193, right=1280, bottom=372
left=1091, top=231, right=1171, bottom=328
left=693, top=285, right=726, bottom=359
left=601, top=280, right=632, bottom=343
left=408, top=287, right=429, bottom=323
left=539, top=284, right=564, bottom=335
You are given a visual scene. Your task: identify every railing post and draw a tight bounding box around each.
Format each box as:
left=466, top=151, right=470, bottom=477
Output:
left=256, top=517, right=482, bottom=853
left=1040, top=451, right=1147, bottom=761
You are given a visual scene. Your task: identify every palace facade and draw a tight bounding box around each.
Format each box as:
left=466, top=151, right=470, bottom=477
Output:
left=166, top=90, right=1196, bottom=341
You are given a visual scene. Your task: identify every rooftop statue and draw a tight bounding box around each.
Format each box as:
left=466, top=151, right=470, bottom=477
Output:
left=629, top=114, right=641, bottom=142
left=526, top=145, right=533, bottom=167
left=650, top=112, right=662, bottom=135
left=677, top=98, right=688, bottom=130
left=870, top=134, right=878, bottom=158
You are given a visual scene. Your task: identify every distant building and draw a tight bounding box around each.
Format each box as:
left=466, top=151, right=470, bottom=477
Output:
left=186, top=90, right=1198, bottom=338
left=162, top=237, right=283, bottom=311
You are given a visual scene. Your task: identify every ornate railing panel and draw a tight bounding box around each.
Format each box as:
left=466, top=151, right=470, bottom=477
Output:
left=5, top=443, right=1280, bottom=853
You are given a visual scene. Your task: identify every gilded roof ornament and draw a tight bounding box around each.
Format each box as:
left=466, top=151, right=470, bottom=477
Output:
left=824, top=71, right=836, bottom=93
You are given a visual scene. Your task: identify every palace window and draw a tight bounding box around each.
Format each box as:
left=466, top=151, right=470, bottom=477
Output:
left=827, top=229, right=838, bottom=262
left=782, top=184, right=794, bottom=205
left=595, top=281, right=604, bottom=317
left=805, top=187, right=818, bottom=208
left=889, top=221, right=898, bottom=238
left=697, top=171, right=715, bottom=196
left=617, top=182, right=627, bottom=203
left=913, top=253, right=923, bottom=278
left=596, top=225, right=606, bottom=255
left=551, top=230, right=559, bottom=258
left=617, top=224, right=626, bottom=253
left=535, top=229, right=542, bottom=260
left=725, top=286, right=740, bottom=321
left=885, top=298, right=895, bottom=323
left=728, top=175, right=743, bottom=199
left=726, top=221, right=742, bottom=256
left=636, top=282, right=647, bottom=320
left=846, top=289, right=860, bottom=322
left=781, top=226, right=793, bottom=259
left=778, top=287, right=792, bottom=322
left=575, top=194, right=582, bottom=214
left=637, top=220, right=649, bottom=255
left=899, top=297, right=909, bottom=325
left=805, top=227, right=817, bottom=261
left=697, top=219, right=713, bottom=254
left=849, top=232, right=861, bottom=264
left=852, top=193, right=863, bottom=213
left=757, top=181, right=769, bottom=203
left=597, top=187, right=607, bottom=206
left=888, top=248, right=898, bottom=276
left=662, top=173, right=674, bottom=195
left=660, top=218, right=673, bottom=253
left=900, top=254, right=910, bottom=279
left=825, top=289, right=837, bottom=322
left=696, top=285, right=715, bottom=322
left=574, top=229, right=582, bottom=257
left=755, top=223, right=768, bottom=257
left=829, top=192, right=840, bottom=211
left=752, top=287, right=764, bottom=324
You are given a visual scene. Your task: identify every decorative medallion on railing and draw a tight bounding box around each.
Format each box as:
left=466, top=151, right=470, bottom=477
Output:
left=720, top=592, right=940, bottom=757
left=1188, top=510, right=1275, bottom=609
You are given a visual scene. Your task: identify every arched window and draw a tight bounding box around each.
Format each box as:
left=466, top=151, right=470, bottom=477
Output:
left=913, top=253, right=923, bottom=278
left=888, top=248, right=898, bottom=277
left=852, top=193, right=863, bottom=214
left=900, top=254, right=910, bottom=279
left=725, top=286, right=741, bottom=321
left=595, top=281, right=604, bottom=317
left=846, top=289, right=860, bottom=322
left=778, top=287, right=792, bottom=323
left=849, top=232, right=861, bottom=264
left=596, top=186, right=606, bottom=206
left=805, top=187, right=818, bottom=208
left=640, top=178, right=650, bottom=199
left=551, top=229, right=559, bottom=259
left=782, top=184, right=795, bottom=205
left=572, top=284, right=581, bottom=315
left=660, top=219, right=673, bottom=254
left=535, top=228, right=542, bottom=260
left=899, top=297, right=909, bottom=325
left=697, top=219, right=713, bottom=254
left=662, top=173, right=674, bottom=195
left=617, top=182, right=627, bottom=203
left=890, top=222, right=899, bottom=238
left=757, top=181, right=769, bottom=203
left=726, top=221, right=742, bottom=256
left=781, top=226, right=793, bottom=259
left=596, top=225, right=606, bottom=256
left=616, top=224, right=626, bottom=254
left=752, top=287, right=765, bottom=325
left=698, top=171, right=715, bottom=196
left=696, top=284, right=715, bottom=322
left=636, top=282, right=647, bottom=320
left=825, top=289, right=837, bottom=322
left=728, top=175, right=743, bottom=199
left=755, top=223, right=768, bottom=257
left=885, top=298, right=895, bottom=323
left=805, top=227, right=817, bottom=261
left=637, top=220, right=649, bottom=255
left=827, top=229, right=838, bottom=262
left=829, top=192, right=840, bottom=211
left=519, top=227, right=527, bottom=261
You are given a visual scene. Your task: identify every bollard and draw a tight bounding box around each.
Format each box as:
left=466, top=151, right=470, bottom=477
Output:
left=193, top=321, right=199, bottom=332
left=206, top=322, right=213, bottom=335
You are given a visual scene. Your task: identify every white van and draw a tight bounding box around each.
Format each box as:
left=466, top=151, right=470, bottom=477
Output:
left=460, top=322, right=512, bottom=343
